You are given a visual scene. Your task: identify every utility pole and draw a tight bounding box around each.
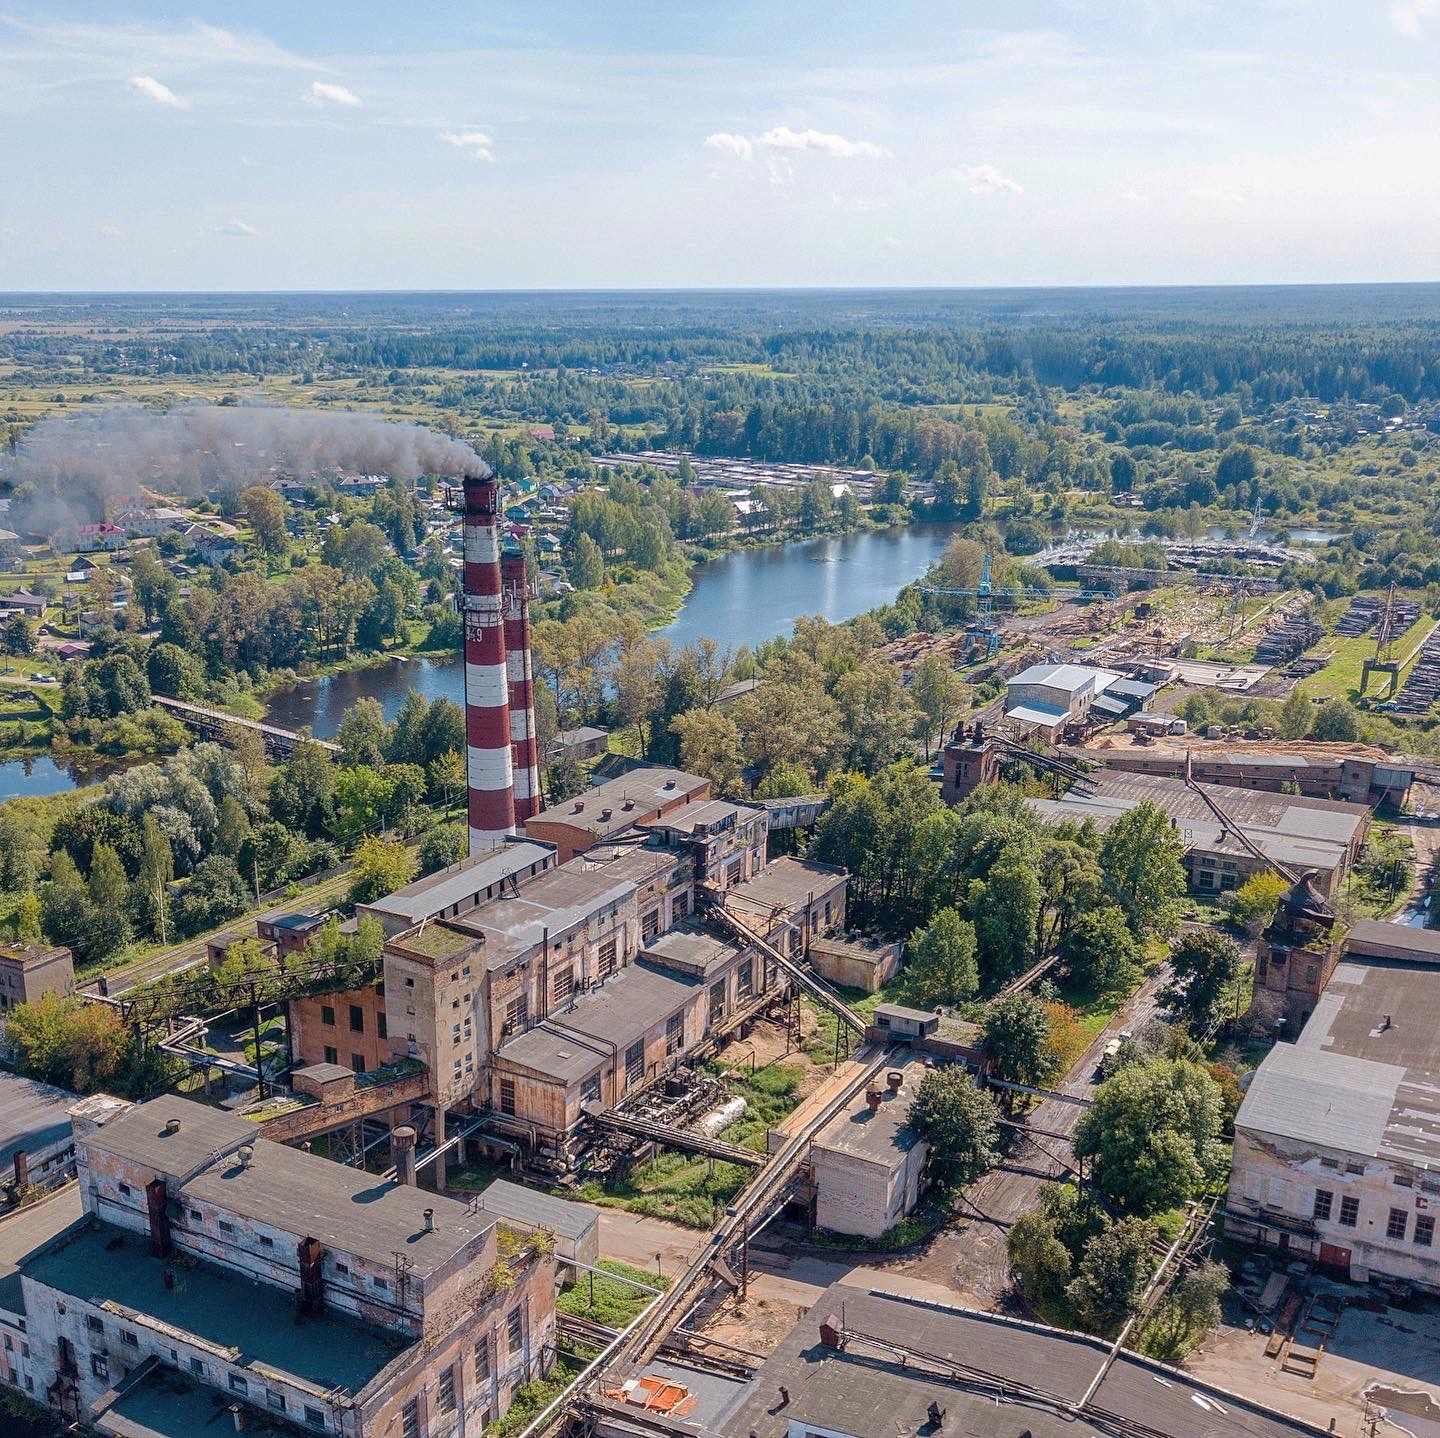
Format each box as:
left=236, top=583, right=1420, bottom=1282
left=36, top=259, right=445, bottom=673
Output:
left=249, top=980, right=266, bottom=1100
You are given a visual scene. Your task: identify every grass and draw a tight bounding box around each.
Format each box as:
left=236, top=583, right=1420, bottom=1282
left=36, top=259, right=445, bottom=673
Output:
left=810, top=1199, right=950, bottom=1253
left=1303, top=614, right=1436, bottom=701
left=445, top=1155, right=511, bottom=1192
left=557, top=1259, right=668, bottom=1329
left=483, top=1356, right=586, bottom=1438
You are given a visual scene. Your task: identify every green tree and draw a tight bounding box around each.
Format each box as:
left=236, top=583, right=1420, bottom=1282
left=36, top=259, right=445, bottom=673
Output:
left=906, top=908, right=979, bottom=1005
left=348, top=834, right=417, bottom=904
left=1, top=612, right=34, bottom=656
left=669, top=707, right=744, bottom=794
left=85, top=842, right=132, bottom=959
left=1073, top=1058, right=1223, bottom=1213
left=1278, top=685, right=1312, bottom=740
left=337, top=698, right=390, bottom=768
left=16, top=890, right=43, bottom=943
left=269, top=740, right=339, bottom=837
left=1162, top=930, right=1242, bottom=1035
left=969, top=856, right=1041, bottom=981
left=1099, top=800, right=1185, bottom=936
left=174, top=854, right=250, bottom=938
left=1062, top=905, right=1139, bottom=994
left=242, top=483, right=290, bottom=563
left=419, top=822, right=467, bottom=876
left=982, top=990, right=1056, bottom=1087
left=1310, top=697, right=1360, bottom=742
left=132, top=815, right=174, bottom=943
left=1066, top=1218, right=1156, bottom=1335
left=39, top=851, right=92, bottom=956
left=0, top=811, right=35, bottom=893
left=909, top=654, right=964, bottom=758
left=3, top=992, right=129, bottom=1093
left=428, top=749, right=468, bottom=813
left=1228, top=871, right=1288, bottom=932
left=907, top=1066, right=1000, bottom=1188
left=572, top=533, right=606, bottom=589
left=146, top=640, right=204, bottom=698
left=215, top=794, right=253, bottom=857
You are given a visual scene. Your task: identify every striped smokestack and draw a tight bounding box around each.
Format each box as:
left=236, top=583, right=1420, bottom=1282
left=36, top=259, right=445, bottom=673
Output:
left=502, top=547, right=543, bottom=822
left=461, top=474, right=516, bottom=853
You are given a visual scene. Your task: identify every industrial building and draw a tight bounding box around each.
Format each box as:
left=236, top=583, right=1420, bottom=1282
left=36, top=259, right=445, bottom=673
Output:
left=0, top=939, right=74, bottom=1015
left=1028, top=771, right=1369, bottom=898
left=5, top=1094, right=556, bottom=1436
left=1004, top=662, right=1121, bottom=739
left=1229, top=958, right=1440, bottom=1289
left=524, top=767, right=710, bottom=862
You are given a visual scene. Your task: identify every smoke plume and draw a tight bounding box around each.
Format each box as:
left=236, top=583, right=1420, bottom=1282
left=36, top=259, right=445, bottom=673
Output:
left=1, top=401, right=488, bottom=531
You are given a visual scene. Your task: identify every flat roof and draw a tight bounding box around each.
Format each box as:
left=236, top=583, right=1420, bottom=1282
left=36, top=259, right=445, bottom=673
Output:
left=1006, top=701, right=1069, bottom=727
left=79, top=1097, right=491, bottom=1275
left=1238, top=960, right=1440, bottom=1167
left=722, top=1283, right=1318, bottom=1438
left=463, top=865, right=637, bottom=973
left=0, top=1071, right=78, bottom=1172
left=475, top=1180, right=597, bottom=1242
left=527, top=766, right=708, bottom=839
left=814, top=1058, right=926, bottom=1166
left=497, top=960, right=699, bottom=1084
left=1009, top=662, right=1119, bottom=693
left=363, top=840, right=554, bottom=924
left=24, top=1221, right=402, bottom=1395
left=723, top=856, right=846, bottom=914
left=95, top=1363, right=308, bottom=1438
left=640, top=798, right=761, bottom=836
left=0, top=1183, right=82, bottom=1317
left=1346, top=917, right=1440, bottom=960
left=642, top=929, right=740, bottom=978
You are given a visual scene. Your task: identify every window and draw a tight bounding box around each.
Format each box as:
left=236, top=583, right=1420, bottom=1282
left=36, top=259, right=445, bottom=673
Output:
left=335, top=1262, right=349, bottom=1275
left=405, top=976, right=415, bottom=988
left=738, top=959, right=754, bottom=998
left=1395, top=1172, right=1415, bottom=1188
left=324, top=1046, right=338, bottom=1065
left=259, top=1234, right=274, bottom=1249
left=1319, top=1156, right=1340, bottom=1171
left=373, top=1275, right=390, bottom=1291
left=229, top=1373, right=248, bottom=1394
left=85, top=1315, right=104, bottom=1334
left=500, top=1079, right=516, bottom=1116
left=1388, top=1208, right=1409, bottom=1241
left=321, top=1005, right=335, bottom=1026
left=673, top=890, right=690, bottom=919
left=402, top=1398, right=421, bottom=1438
left=378, top=1013, right=387, bottom=1040
left=1346, top=1161, right=1365, bottom=1176
left=1313, top=1189, right=1333, bottom=1221
left=268, top=1390, right=287, bottom=1412
left=553, top=968, right=574, bottom=1003
left=598, top=938, right=618, bottom=978
left=438, top=1366, right=456, bottom=1413
left=507, top=1308, right=524, bottom=1353
left=625, top=1040, right=645, bottom=1085
left=505, top=995, right=528, bottom=1033
left=1339, top=1196, right=1360, bottom=1228
left=352, top=1053, right=367, bottom=1074
left=305, top=1407, right=326, bottom=1430
left=219, top=1220, right=235, bottom=1235
left=1418, top=1216, right=1435, bottom=1248
left=642, top=909, right=660, bottom=943
left=581, top=1073, right=601, bottom=1105
left=349, top=1004, right=364, bottom=1033
left=121, top=1330, right=139, bottom=1348
left=118, top=1182, right=132, bottom=1199
left=475, top=1337, right=490, bottom=1382
left=666, top=1012, right=683, bottom=1057
left=708, top=980, right=725, bottom=1029
left=90, top=1354, right=108, bottom=1380
left=190, top=1358, right=207, bottom=1377
left=189, top=1209, right=203, bottom=1223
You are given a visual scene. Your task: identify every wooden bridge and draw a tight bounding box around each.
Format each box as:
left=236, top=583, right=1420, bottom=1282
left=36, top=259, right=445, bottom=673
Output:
left=153, top=694, right=340, bottom=759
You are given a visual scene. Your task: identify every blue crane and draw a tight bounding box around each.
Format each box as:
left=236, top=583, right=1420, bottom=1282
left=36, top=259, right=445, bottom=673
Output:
left=915, top=554, right=1053, bottom=657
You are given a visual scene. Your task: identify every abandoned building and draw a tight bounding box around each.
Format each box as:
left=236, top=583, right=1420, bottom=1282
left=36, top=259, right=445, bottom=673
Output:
left=4, top=1094, right=556, bottom=1435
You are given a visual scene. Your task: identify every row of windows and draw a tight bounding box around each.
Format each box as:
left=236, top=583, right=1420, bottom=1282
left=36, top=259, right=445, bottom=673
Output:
left=317, top=1003, right=386, bottom=1038
left=399, top=1315, right=524, bottom=1437
left=1314, top=1188, right=1436, bottom=1245
left=321, top=1046, right=371, bottom=1072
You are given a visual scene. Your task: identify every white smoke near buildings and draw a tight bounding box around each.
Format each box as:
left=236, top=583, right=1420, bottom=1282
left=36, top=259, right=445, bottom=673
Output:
left=1, top=401, right=488, bottom=532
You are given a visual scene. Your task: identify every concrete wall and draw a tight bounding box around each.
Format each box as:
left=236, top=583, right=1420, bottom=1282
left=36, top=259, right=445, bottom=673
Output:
left=810, top=941, right=901, bottom=994
left=811, top=1143, right=926, bottom=1240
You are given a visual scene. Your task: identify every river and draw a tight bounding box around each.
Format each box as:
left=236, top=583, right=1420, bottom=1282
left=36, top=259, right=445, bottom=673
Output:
left=263, top=521, right=965, bottom=739
left=0, top=753, right=133, bottom=804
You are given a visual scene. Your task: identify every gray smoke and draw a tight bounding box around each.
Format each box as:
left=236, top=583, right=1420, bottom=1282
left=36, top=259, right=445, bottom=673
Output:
left=1, top=401, right=488, bottom=530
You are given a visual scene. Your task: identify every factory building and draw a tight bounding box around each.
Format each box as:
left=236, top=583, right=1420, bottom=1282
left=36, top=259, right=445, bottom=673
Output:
left=7, top=1094, right=556, bottom=1435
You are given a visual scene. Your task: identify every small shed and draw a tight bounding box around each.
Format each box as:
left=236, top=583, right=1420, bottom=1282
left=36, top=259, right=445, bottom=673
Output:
left=809, top=936, right=902, bottom=994
left=290, top=1063, right=357, bottom=1103
left=872, top=1004, right=940, bottom=1041
left=473, top=1179, right=600, bottom=1273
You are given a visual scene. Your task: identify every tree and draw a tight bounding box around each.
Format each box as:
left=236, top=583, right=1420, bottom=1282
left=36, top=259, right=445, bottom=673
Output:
left=1062, top=905, right=1140, bottom=994
left=215, top=794, right=253, bottom=858
left=0, top=810, right=35, bottom=893
left=146, top=640, right=203, bottom=698
left=1073, top=1058, right=1223, bottom=1213
left=270, top=740, right=337, bottom=837
left=1066, top=1218, right=1156, bottom=1335
left=909, top=655, right=964, bottom=758
left=572, top=533, right=606, bottom=589
left=1009, top=1183, right=1106, bottom=1312
left=1278, top=685, right=1311, bottom=740
left=3, top=992, right=128, bottom=1093
left=969, top=856, right=1041, bottom=981
left=242, top=484, right=289, bottom=562
left=1310, top=697, right=1360, bottom=743
left=1228, top=871, right=1288, bottom=933
left=349, top=834, right=417, bottom=904
left=419, top=822, right=466, bottom=876
left=906, top=908, right=979, bottom=1005
left=907, top=1067, right=1000, bottom=1188
left=1099, top=801, right=1185, bottom=936
left=85, top=843, right=132, bottom=959
left=669, top=707, right=744, bottom=794
left=337, top=698, right=390, bottom=768
left=174, top=854, right=250, bottom=938
left=39, top=851, right=92, bottom=956
left=982, top=990, right=1055, bottom=1087
left=1, top=612, right=34, bottom=656
left=428, top=749, right=467, bottom=813
left=132, top=815, right=174, bottom=943
left=1162, top=929, right=1242, bottom=1035
left=17, top=890, right=43, bottom=943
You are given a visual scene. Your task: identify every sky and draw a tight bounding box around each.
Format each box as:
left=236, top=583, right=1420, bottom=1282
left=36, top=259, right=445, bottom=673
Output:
left=1, top=1, right=1438, bottom=290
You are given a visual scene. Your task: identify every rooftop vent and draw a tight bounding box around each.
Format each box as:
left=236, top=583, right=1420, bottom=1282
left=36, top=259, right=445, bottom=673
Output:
left=164, top=1118, right=181, bottom=1136
left=238, top=1145, right=255, bottom=1168
left=663, top=779, right=676, bottom=790
left=422, top=1208, right=436, bottom=1233
left=865, top=1087, right=883, bottom=1112
left=600, top=808, right=612, bottom=821
left=622, top=799, right=635, bottom=811
left=572, top=800, right=585, bottom=813
left=887, top=1070, right=904, bottom=1093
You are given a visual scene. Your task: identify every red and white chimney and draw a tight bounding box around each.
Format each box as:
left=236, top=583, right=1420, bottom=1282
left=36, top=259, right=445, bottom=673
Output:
left=461, top=474, right=516, bottom=853
left=502, top=548, right=543, bottom=822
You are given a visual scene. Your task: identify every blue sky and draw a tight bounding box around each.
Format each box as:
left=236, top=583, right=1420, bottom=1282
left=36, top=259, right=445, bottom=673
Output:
left=2, top=1, right=1438, bottom=289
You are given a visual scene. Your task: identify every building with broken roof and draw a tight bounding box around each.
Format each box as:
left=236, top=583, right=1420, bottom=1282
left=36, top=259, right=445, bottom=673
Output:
left=524, top=767, right=710, bottom=861
left=11, top=1094, right=555, bottom=1436
left=1229, top=957, right=1440, bottom=1287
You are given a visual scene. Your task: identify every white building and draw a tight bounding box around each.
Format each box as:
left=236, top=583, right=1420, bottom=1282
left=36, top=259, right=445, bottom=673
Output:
left=1228, top=957, right=1440, bottom=1288
left=1004, top=662, right=1120, bottom=740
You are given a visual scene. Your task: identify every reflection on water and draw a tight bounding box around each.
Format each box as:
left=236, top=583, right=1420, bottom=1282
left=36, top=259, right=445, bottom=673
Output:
left=265, top=522, right=966, bottom=739
left=0, top=753, right=129, bottom=802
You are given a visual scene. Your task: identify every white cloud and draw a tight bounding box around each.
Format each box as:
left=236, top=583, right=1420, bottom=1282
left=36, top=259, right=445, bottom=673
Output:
left=1391, top=0, right=1438, bottom=36
left=127, top=74, right=189, bottom=109
left=954, top=163, right=1023, bottom=195
left=1188, top=185, right=1246, bottom=205
left=96, top=224, right=122, bottom=239
left=305, top=80, right=361, bottom=108
left=756, top=125, right=889, bottom=159
left=704, top=132, right=753, bottom=160
left=439, top=130, right=495, bottom=161
left=1119, top=189, right=1151, bottom=203
left=209, top=219, right=258, bottom=237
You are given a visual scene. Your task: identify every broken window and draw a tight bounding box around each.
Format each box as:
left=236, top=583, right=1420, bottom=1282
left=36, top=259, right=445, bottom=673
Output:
left=507, top=1308, right=524, bottom=1353
left=1417, top=1216, right=1435, bottom=1248
left=598, top=938, right=618, bottom=978
left=1388, top=1208, right=1409, bottom=1241
left=666, top=1012, right=683, bottom=1057
left=625, top=1040, right=644, bottom=1086
left=553, top=968, right=574, bottom=1003
left=1312, top=1189, right=1333, bottom=1221
left=438, top=1366, right=456, bottom=1413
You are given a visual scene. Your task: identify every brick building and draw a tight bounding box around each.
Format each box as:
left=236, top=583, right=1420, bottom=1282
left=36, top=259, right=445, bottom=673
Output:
left=0, top=940, right=74, bottom=1016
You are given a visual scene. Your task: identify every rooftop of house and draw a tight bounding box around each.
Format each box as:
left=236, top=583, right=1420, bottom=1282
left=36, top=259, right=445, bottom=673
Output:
left=93, top=1363, right=312, bottom=1438
left=641, top=928, right=742, bottom=979
left=1344, top=917, right=1440, bottom=961
left=813, top=1058, right=927, bottom=1167
left=526, top=767, right=709, bottom=840
left=78, top=1097, right=492, bottom=1276
left=0, top=1183, right=81, bottom=1317
left=362, top=840, right=554, bottom=925
left=639, top=798, right=763, bottom=838
left=23, top=1220, right=407, bottom=1396
left=1008, top=662, right=1120, bottom=694
left=390, top=920, right=484, bottom=962
left=0, top=937, right=70, bottom=967
left=0, top=1070, right=78, bottom=1173
left=497, top=960, right=699, bottom=1084
left=723, top=856, right=847, bottom=915
left=473, top=1179, right=598, bottom=1242
left=1028, top=771, right=1368, bottom=873
left=722, top=1283, right=1317, bottom=1438
left=1238, top=959, right=1440, bottom=1167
